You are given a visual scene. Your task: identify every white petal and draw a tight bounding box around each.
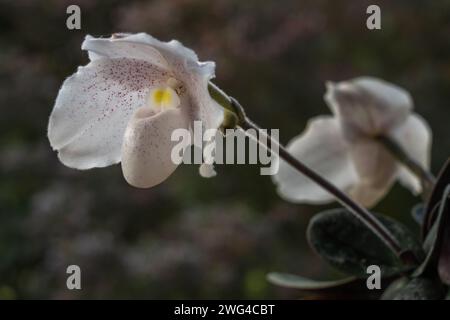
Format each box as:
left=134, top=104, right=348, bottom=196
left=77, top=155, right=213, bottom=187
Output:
left=119, top=33, right=218, bottom=81
left=188, top=81, right=224, bottom=134
left=48, top=57, right=167, bottom=169
left=107, top=32, right=198, bottom=62
left=347, top=138, right=397, bottom=206
left=349, top=181, right=395, bottom=208
left=97, top=33, right=223, bottom=129
left=199, top=138, right=218, bottom=178
left=390, top=113, right=432, bottom=194
left=199, top=163, right=217, bottom=178
left=83, top=34, right=223, bottom=132
left=325, top=77, right=412, bottom=139
left=82, top=33, right=214, bottom=76
left=121, top=106, right=190, bottom=188
left=82, top=34, right=171, bottom=70
left=272, top=117, right=358, bottom=204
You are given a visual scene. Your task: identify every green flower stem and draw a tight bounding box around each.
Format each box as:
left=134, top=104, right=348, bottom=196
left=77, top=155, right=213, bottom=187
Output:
left=377, top=135, right=436, bottom=201
left=208, top=82, right=418, bottom=266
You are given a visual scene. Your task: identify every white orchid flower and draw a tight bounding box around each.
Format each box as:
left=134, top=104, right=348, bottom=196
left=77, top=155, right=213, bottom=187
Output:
left=273, top=77, right=431, bottom=207
left=48, top=33, right=224, bottom=188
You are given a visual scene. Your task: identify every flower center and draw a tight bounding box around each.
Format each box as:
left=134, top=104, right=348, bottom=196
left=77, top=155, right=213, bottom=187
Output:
left=148, top=78, right=182, bottom=110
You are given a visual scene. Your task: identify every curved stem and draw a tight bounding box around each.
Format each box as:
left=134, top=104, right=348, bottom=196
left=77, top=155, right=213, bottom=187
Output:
left=208, top=82, right=418, bottom=265
left=240, top=117, right=410, bottom=262
left=377, top=135, right=435, bottom=201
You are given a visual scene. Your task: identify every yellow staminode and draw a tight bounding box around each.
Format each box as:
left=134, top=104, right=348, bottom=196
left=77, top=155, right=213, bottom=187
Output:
left=149, top=86, right=180, bottom=109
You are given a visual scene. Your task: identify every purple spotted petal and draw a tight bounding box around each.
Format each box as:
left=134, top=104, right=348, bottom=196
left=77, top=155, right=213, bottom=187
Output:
left=48, top=57, right=168, bottom=169
left=83, top=33, right=224, bottom=133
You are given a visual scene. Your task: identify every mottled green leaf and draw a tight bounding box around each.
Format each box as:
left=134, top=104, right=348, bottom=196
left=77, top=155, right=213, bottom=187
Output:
left=380, top=277, right=409, bottom=300
left=438, top=227, right=450, bottom=284
left=307, top=209, right=423, bottom=277
left=414, top=185, right=450, bottom=278
left=267, top=272, right=382, bottom=299
left=423, top=158, right=450, bottom=237
left=388, top=277, right=445, bottom=300
left=267, top=272, right=357, bottom=290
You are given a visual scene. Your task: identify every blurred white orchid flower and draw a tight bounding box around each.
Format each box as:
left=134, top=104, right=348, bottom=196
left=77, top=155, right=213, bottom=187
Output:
left=273, top=77, right=432, bottom=207
left=48, top=33, right=224, bottom=188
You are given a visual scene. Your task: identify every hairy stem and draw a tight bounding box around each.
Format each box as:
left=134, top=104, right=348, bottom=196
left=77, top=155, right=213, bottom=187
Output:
left=377, top=135, right=435, bottom=201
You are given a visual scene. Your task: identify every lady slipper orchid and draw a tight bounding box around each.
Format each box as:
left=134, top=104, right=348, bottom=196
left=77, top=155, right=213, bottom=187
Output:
left=48, top=33, right=224, bottom=188
left=273, top=77, right=431, bottom=207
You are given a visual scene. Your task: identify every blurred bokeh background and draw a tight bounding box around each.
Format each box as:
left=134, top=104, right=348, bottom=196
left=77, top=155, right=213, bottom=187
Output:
left=0, top=0, right=449, bottom=299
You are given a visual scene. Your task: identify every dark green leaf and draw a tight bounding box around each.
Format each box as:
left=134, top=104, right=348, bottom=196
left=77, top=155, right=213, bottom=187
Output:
left=307, top=209, right=423, bottom=277
left=267, top=272, right=382, bottom=299
left=380, top=277, right=409, bottom=300
left=438, top=226, right=450, bottom=284
left=423, top=158, right=450, bottom=237
left=388, top=277, right=445, bottom=300
left=267, top=272, right=357, bottom=290
left=414, top=185, right=450, bottom=278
